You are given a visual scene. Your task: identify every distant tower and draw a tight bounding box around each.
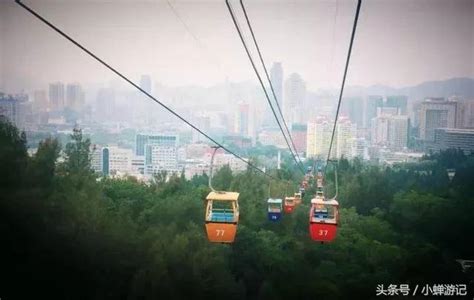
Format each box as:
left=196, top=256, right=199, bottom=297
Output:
left=264, top=62, right=283, bottom=126
left=140, top=75, right=153, bottom=124
left=364, top=95, right=384, bottom=128
left=66, top=83, right=85, bottom=111
left=306, top=116, right=334, bottom=159
left=388, top=115, right=409, bottom=149
left=386, top=95, right=408, bottom=115
left=49, top=82, right=65, bottom=111
left=419, top=98, right=457, bottom=141
left=235, top=101, right=250, bottom=136
left=336, top=117, right=355, bottom=158
left=284, top=73, right=306, bottom=124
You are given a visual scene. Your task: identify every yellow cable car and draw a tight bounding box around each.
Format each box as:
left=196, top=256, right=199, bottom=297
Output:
left=294, top=192, right=302, bottom=205
left=205, top=191, right=240, bottom=243
left=204, top=146, right=240, bottom=243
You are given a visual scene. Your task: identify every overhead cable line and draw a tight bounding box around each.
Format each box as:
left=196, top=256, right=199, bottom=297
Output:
left=239, top=0, right=304, bottom=170
left=15, top=0, right=276, bottom=180
left=225, top=0, right=305, bottom=174
left=324, top=0, right=362, bottom=175
left=313, top=0, right=340, bottom=174
left=165, top=0, right=226, bottom=77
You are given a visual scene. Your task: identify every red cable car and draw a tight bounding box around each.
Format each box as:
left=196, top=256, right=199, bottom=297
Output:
left=284, top=196, right=296, bottom=213
left=309, top=197, right=339, bottom=243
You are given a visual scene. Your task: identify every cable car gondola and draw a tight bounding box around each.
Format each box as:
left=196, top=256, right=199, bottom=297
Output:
left=205, top=191, right=240, bottom=243
left=294, top=192, right=302, bottom=205
left=205, top=146, right=240, bottom=243
left=309, top=165, right=339, bottom=243
left=267, top=198, right=282, bottom=222
left=309, top=197, right=339, bottom=242
left=284, top=196, right=296, bottom=213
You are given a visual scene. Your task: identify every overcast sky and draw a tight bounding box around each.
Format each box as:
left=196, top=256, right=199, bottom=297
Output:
left=0, top=0, right=473, bottom=93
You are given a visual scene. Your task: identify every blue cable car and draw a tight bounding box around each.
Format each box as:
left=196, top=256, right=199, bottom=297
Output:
left=267, top=198, right=283, bottom=222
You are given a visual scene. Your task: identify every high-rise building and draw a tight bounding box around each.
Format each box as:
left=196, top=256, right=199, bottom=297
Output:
left=349, top=137, right=367, bottom=159
left=364, top=95, right=383, bottom=128
left=263, top=62, right=284, bottom=126
left=0, top=93, right=28, bottom=128
left=419, top=98, right=457, bottom=141
left=377, top=107, right=399, bottom=116
left=66, top=83, right=85, bottom=111
left=135, top=133, right=179, bottom=158
left=388, top=115, right=409, bottom=149
left=433, top=128, right=474, bottom=154
left=145, top=144, right=179, bottom=175
left=133, top=133, right=179, bottom=175
left=371, top=108, right=409, bottom=150
left=455, top=98, right=474, bottom=129
left=138, top=75, right=153, bottom=125
left=306, top=117, right=334, bottom=158
left=49, top=82, right=65, bottom=111
left=336, top=117, right=356, bottom=158
left=342, top=97, right=364, bottom=127
left=284, top=73, right=306, bottom=124
left=386, top=95, right=408, bottom=115
left=0, top=93, right=20, bottom=126
left=131, top=156, right=145, bottom=175
left=235, top=101, right=249, bottom=136
left=91, top=145, right=133, bottom=176
left=371, top=116, right=390, bottom=145
left=90, top=145, right=102, bottom=173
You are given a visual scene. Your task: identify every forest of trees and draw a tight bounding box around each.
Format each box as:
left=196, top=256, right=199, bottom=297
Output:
left=1, top=118, right=473, bottom=299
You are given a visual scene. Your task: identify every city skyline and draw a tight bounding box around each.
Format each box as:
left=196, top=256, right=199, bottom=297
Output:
left=1, top=0, right=473, bottom=93
left=1, top=0, right=473, bottom=174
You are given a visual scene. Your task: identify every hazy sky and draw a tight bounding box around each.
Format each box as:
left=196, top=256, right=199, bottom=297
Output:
left=0, top=0, right=473, bottom=93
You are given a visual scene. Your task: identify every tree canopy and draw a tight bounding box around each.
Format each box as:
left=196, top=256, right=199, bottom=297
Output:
left=1, top=119, right=473, bottom=299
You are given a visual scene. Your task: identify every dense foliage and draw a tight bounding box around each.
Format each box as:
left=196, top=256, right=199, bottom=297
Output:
left=1, top=119, right=473, bottom=299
